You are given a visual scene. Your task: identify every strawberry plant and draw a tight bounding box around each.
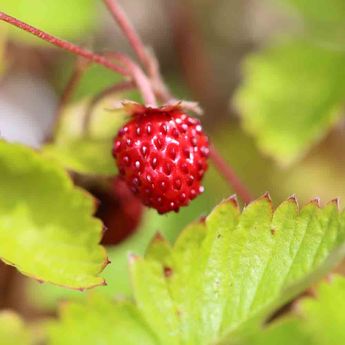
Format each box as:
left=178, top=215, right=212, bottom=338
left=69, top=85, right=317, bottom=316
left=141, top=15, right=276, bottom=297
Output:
left=0, top=1, right=345, bottom=344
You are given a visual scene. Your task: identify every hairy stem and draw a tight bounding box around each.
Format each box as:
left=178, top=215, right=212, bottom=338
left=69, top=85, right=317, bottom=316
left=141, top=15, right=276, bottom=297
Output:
left=145, top=50, right=173, bottom=102
left=0, top=11, right=129, bottom=76
left=103, top=0, right=150, bottom=69
left=0, top=11, right=158, bottom=105
left=106, top=52, right=157, bottom=105
left=209, top=144, right=252, bottom=204
left=103, top=0, right=172, bottom=102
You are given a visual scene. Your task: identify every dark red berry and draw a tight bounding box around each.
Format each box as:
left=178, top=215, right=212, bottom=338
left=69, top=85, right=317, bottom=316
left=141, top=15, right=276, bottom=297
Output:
left=112, top=104, right=209, bottom=214
left=89, top=177, right=143, bottom=246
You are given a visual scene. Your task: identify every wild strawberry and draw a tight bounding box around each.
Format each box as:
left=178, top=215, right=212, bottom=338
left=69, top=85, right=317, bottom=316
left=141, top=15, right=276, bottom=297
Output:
left=89, top=177, right=144, bottom=246
left=112, top=103, right=209, bottom=214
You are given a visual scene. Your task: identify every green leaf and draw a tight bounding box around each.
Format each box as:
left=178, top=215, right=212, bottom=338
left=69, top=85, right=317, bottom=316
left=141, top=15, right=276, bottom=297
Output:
left=145, top=232, right=173, bottom=263
left=44, top=137, right=116, bottom=176
left=239, top=275, right=345, bottom=345
left=132, top=196, right=345, bottom=344
left=234, top=39, right=345, bottom=165
left=48, top=295, right=158, bottom=345
left=0, top=141, right=107, bottom=289
left=49, top=196, right=345, bottom=344
left=43, top=98, right=127, bottom=176
left=239, top=317, right=313, bottom=345
left=1, top=0, right=97, bottom=43
left=26, top=204, right=210, bottom=310
left=0, top=312, right=33, bottom=345
left=299, top=275, right=345, bottom=345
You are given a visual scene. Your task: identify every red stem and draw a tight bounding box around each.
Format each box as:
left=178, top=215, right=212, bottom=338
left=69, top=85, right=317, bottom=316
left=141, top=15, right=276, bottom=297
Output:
left=103, top=0, right=151, bottom=70
left=103, top=0, right=172, bottom=102
left=0, top=11, right=157, bottom=105
left=106, top=52, right=157, bottom=106
left=209, top=144, right=252, bottom=204
left=0, top=11, right=129, bottom=77
left=145, top=50, right=173, bottom=102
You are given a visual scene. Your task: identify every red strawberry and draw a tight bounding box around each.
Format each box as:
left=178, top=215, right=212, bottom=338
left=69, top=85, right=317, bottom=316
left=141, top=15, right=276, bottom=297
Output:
left=112, top=103, right=209, bottom=214
left=89, top=177, right=143, bottom=246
